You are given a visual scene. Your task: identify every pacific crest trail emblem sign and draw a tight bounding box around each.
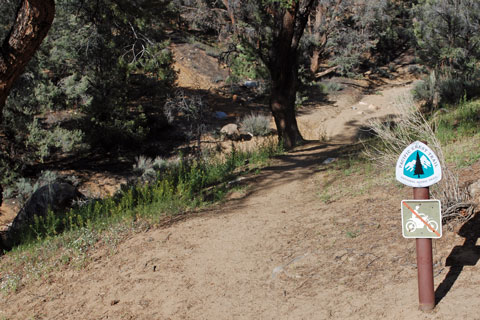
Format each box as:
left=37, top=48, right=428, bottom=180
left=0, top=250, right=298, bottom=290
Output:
left=396, top=141, right=442, bottom=187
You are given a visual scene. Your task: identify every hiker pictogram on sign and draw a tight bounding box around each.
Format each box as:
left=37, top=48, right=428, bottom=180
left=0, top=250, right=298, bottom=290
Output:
left=396, top=141, right=442, bottom=187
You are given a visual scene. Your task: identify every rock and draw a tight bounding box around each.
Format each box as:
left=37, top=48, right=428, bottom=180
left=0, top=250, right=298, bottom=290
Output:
left=368, top=104, right=380, bottom=111
left=469, top=181, right=480, bottom=204
left=243, top=80, right=259, bottom=88
left=220, top=123, right=240, bottom=140
left=322, top=158, right=336, bottom=164
left=214, top=111, right=227, bottom=119
left=1, top=183, right=84, bottom=251
left=221, top=123, right=239, bottom=135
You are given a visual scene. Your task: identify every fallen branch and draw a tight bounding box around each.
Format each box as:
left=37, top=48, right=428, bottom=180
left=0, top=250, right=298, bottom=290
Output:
left=442, top=202, right=476, bottom=221
left=314, top=66, right=339, bottom=78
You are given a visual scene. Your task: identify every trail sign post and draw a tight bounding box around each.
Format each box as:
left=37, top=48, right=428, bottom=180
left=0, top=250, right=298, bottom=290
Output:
left=396, top=141, right=442, bottom=311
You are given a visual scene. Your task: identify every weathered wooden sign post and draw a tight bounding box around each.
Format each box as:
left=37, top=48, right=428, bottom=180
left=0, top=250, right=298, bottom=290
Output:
left=396, top=141, right=442, bottom=311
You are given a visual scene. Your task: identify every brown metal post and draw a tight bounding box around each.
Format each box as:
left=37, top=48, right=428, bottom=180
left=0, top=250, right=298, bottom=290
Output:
left=414, top=187, right=435, bottom=311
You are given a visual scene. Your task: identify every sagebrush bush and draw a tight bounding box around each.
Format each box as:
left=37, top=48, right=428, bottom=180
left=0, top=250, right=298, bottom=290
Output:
left=412, top=72, right=437, bottom=105
left=413, top=69, right=480, bottom=107
left=319, top=81, right=343, bottom=94
left=240, top=113, right=271, bottom=136
left=364, top=95, right=474, bottom=221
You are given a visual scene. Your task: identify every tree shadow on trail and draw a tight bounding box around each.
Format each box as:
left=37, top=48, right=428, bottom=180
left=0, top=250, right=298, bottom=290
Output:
left=435, top=213, right=480, bottom=305
left=224, top=141, right=365, bottom=207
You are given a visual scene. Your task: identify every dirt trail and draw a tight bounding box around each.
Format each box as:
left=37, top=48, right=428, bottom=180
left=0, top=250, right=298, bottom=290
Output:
left=2, top=53, right=480, bottom=319
left=3, top=83, right=479, bottom=319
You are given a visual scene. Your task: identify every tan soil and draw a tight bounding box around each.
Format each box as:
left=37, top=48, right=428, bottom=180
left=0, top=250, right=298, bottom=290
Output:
left=1, top=48, right=480, bottom=319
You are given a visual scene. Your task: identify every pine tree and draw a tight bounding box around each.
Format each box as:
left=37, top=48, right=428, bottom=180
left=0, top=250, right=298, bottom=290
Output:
left=414, top=151, right=424, bottom=178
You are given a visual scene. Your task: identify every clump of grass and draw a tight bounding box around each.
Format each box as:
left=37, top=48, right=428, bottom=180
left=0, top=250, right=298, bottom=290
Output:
left=239, top=113, right=271, bottom=136
left=345, top=230, right=358, bottom=239
left=433, top=99, right=480, bottom=144
left=316, top=151, right=383, bottom=204
left=432, top=99, right=480, bottom=167
left=319, top=81, right=343, bottom=94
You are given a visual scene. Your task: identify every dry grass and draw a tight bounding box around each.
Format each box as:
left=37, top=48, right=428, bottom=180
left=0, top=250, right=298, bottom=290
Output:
left=363, top=95, right=475, bottom=221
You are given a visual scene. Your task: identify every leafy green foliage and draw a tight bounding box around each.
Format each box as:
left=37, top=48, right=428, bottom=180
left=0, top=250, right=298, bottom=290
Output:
left=224, top=44, right=269, bottom=81
left=26, top=118, right=85, bottom=161
left=3, top=0, right=177, bottom=156
left=414, top=0, right=480, bottom=104
left=434, top=99, right=480, bottom=144
left=367, top=0, right=415, bottom=64
left=8, top=141, right=283, bottom=249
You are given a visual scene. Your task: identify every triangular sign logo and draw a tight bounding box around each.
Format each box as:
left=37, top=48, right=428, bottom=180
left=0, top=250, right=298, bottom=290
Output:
left=403, top=150, right=434, bottom=179
left=396, top=141, right=442, bottom=187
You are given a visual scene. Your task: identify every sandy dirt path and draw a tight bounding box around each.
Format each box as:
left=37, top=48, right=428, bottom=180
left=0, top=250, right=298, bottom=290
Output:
left=2, top=83, right=480, bottom=319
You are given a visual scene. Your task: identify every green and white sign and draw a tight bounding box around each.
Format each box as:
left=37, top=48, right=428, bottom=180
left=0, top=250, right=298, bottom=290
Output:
left=401, top=200, right=442, bottom=239
left=396, top=141, right=442, bottom=187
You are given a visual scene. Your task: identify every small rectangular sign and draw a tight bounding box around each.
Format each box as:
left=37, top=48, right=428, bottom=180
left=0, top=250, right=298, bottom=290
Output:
left=401, top=200, right=442, bottom=239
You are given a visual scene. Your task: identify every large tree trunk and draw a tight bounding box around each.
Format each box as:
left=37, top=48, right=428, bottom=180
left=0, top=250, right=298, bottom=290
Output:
left=270, top=47, right=303, bottom=149
left=268, top=1, right=314, bottom=149
left=0, top=0, right=55, bottom=114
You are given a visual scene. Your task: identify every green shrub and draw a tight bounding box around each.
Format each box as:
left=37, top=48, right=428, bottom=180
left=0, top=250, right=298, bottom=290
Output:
left=414, top=0, right=480, bottom=103
left=3, top=0, right=177, bottom=155
left=221, top=43, right=268, bottom=81
left=434, top=99, right=480, bottom=144
left=320, top=81, right=343, bottom=94
left=413, top=70, right=480, bottom=107
left=412, top=72, right=436, bottom=105
left=26, top=118, right=85, bottom=161
left=295, top=91, right=309, bottom=108
left=12, top=142, right=283, bottom=247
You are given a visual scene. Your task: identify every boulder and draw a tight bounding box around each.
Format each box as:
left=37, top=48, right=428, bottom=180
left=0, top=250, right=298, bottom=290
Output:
left=220, top=123, right=240, bottom=140
left=1, top=183, right=84, bottom=251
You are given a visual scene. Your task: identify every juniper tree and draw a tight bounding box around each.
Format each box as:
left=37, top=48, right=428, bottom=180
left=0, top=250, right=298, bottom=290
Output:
left=414, top=0, right=480, bottom=103
left=3, top=0, right=178, bottom=155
